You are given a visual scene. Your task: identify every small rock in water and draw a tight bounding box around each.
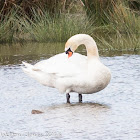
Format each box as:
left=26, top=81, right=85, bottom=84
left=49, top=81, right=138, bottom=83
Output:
left=31, top=110, right=43, bottom=114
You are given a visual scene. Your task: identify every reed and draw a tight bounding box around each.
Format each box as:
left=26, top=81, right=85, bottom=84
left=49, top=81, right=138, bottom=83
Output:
left=81, top=0, right=140, bottom=24
left=0, top=10, right=17, bottom=43
left=0, top=0, right=139, bottom=52
left=0, top=0, right=79, bottom=18
left=90, top=0, right=140, bottom=51
left=81, top=0, right=117, bottom=25
left=18, top=9, right=93, bottom=42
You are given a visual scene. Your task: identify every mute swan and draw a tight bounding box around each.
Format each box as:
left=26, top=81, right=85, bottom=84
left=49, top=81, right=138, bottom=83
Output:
left=22, top=34, right=111, bottom=103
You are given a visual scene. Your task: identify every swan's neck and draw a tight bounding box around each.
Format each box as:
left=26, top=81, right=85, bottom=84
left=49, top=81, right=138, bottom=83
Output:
left=84, top=41, right=99, bottom=60
left=75, top=35, right=99, bottom=60
left=66, top=34, right=99, bottom=60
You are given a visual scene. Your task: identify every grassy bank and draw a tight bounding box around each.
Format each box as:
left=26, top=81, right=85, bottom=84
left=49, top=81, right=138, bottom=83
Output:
left=93, top=2, right=140, bottom=51
left=0, top=0, right=140, bottom=51
left=18, top=12, right=93, bottom=42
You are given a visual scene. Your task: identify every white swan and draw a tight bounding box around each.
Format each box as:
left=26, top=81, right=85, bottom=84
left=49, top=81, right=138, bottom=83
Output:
left=22, top=34, right=111, bottom=103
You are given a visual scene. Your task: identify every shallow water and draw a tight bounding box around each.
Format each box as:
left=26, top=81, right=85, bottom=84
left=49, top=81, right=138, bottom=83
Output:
left=0, top=43, right=140, bottom=140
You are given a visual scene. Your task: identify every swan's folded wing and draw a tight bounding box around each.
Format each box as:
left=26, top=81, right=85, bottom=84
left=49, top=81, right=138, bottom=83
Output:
left=22, top=53, right=88, bottom=88
left=34, top=52, right=87, bottom=77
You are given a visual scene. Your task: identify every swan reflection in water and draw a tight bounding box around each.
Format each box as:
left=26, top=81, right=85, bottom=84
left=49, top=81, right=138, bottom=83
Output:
left=32, top=102, right=110, bottom=115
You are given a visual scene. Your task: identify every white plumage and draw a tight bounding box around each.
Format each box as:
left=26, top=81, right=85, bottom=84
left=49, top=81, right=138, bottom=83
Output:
left=22, top=34, right=111, bottom=102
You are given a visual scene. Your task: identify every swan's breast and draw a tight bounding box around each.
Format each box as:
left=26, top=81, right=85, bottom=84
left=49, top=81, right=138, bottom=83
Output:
left=72, top=62, right=111, bottom=94
left=89, top=64, right=111, bottom=92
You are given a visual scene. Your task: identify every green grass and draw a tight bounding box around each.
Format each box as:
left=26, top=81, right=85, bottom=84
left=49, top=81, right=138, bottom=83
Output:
left=91, top=2, right=140, bottom=51
left=95, top=33, right=140, bottom=51
left=0, top=10, right=17, bottom=43
left=0, top=2, right=139, bottom=52
left=0, top=9, right=93, bottom=43
left=18, top=9, right=94, bottom=42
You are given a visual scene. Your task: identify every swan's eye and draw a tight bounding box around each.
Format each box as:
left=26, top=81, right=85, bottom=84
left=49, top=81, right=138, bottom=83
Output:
left=65, top=48, right=73, bottom=58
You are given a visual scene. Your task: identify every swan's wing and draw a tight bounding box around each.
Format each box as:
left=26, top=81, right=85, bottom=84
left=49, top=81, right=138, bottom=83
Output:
left=34, top=52, right=87, bottom=77
left=22, top=53, right=87, bottom=88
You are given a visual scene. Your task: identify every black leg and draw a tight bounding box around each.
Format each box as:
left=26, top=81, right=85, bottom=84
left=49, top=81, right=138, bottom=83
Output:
left=66, top=93, right=70, bottom=103
left=79, top=94, right=82, bottom=103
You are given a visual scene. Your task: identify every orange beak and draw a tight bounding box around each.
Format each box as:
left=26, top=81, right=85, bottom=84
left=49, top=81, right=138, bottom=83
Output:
left=68, top=51, right=73, bottom=58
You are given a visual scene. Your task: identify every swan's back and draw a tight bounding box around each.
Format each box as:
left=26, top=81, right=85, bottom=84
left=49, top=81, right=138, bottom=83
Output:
left=34, top=53, right=87, bottom=76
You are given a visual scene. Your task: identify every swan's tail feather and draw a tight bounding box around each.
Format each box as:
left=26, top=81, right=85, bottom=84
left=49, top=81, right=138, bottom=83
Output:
left=22, top=61, right=33, bottom=69
left=21, top=61, right=41, bottom=77
left=21, top=61, right=52, bottom=87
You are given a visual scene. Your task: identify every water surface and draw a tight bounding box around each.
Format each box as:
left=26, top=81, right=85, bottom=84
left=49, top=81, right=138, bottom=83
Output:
left=0, top=43, right=140, bottom=140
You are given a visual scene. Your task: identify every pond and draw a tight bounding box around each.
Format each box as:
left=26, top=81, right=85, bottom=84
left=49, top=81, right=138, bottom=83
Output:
left=0, top=43, right=140, bottom=140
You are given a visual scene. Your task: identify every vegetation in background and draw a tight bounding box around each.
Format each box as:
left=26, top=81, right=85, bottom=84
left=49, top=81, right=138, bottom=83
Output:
left=0, top=0, right=140, bottom=51
left=93, top=1, right=140, bottom=51
left=18, top=9, right=93, bottom=42
left=0, top=9, right=17, bottom=43
left=81, top=0, right=117, bottom=25
left=81, top=0, right=140, bottom=24
left=81, top=0, right=140, bottom=51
